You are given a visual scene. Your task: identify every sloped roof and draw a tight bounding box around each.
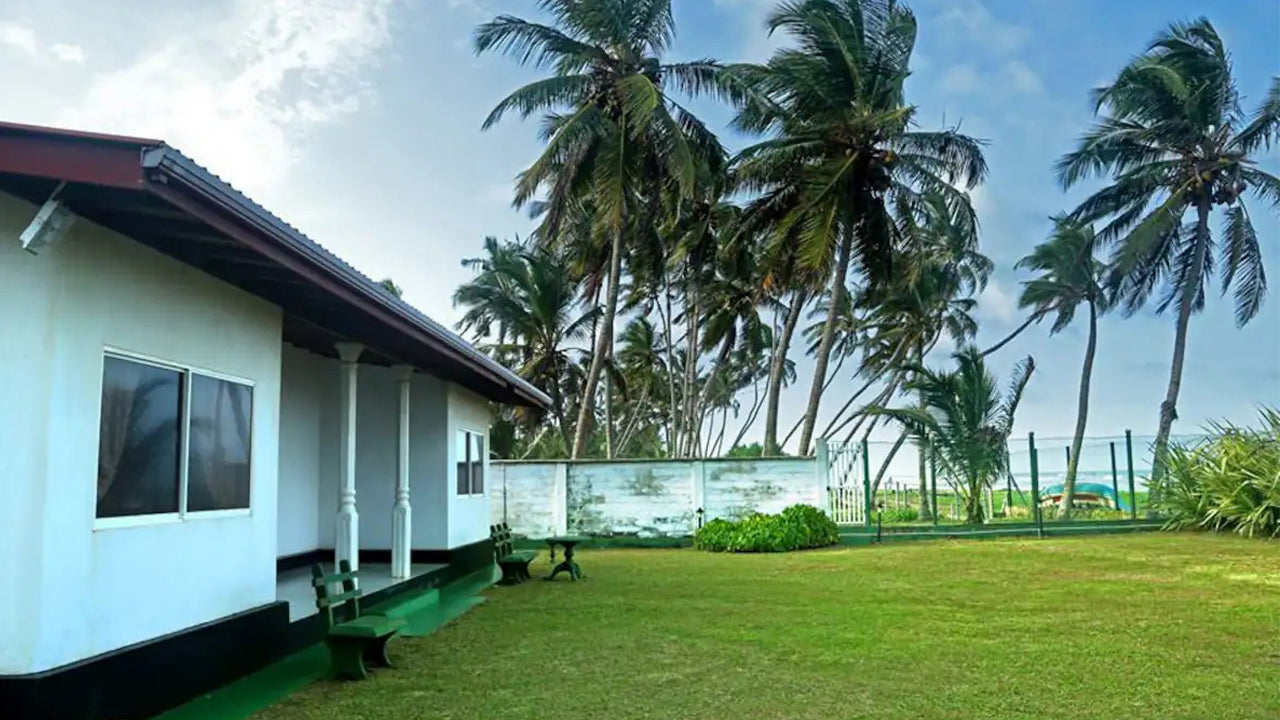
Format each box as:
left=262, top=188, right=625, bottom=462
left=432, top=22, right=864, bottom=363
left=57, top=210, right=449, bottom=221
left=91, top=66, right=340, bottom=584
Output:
left=0, top=121, right=550, bottom=409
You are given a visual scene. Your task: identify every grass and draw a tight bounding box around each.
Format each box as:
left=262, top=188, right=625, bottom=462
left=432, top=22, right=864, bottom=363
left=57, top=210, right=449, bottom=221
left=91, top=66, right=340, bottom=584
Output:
left=252, top=534, right=1279, bottom=720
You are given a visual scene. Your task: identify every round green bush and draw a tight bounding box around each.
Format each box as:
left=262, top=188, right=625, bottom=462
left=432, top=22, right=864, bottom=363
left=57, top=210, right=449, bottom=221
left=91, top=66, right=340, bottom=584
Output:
left=694, top=504, right=839, bottom=552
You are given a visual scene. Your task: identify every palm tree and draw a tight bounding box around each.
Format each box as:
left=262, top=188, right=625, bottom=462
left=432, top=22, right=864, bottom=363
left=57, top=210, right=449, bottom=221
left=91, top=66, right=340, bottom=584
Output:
left=1015, top=216, right=1109, bottom=518
left=871, top=348, right=1036, bottom=524
left=378, top=278, right=403, bottom=298
left=852, top=191, right=987, bottom=518
left=732, top=0, right=988, bottom=455
left=1057, top=18, right=1280, bottom=486
left=474, top=0, right=734, bottom=458
left=453, top=236, right=597, bottom=449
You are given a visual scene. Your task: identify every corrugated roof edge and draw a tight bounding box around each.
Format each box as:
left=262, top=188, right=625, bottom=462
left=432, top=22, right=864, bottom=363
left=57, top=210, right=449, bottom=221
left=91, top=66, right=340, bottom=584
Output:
left=140, top=146, right=552, bottom=410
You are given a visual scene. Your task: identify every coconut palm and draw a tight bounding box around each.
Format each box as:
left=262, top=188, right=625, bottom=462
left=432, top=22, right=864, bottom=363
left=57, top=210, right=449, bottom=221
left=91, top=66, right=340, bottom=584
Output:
left=453, top=236, right=597, bottom=449
left=871, top=348, right=1036, bottom=524
left=1057, top=18, right=1280, bottom=484
left=732, top=0, right=988, bottom=455
left=1015, top=216, right=1110, bottom=518
left=474, top=0, right=734, bottom=458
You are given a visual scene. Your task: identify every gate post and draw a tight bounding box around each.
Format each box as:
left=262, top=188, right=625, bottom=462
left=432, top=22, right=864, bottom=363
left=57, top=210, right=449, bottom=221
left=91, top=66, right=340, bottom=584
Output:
left=861, top=439, right=873, bottom=528
left=815, top=438, right=831, bottom=517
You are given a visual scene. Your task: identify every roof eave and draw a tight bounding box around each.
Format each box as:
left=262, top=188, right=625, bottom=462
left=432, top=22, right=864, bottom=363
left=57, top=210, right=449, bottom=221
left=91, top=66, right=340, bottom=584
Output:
left=139, top=147, right=551, bottom=410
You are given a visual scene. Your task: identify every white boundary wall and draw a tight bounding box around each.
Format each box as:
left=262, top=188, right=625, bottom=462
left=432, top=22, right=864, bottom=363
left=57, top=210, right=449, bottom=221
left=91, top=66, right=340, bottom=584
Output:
left=490, top=457, right=824, bottom=538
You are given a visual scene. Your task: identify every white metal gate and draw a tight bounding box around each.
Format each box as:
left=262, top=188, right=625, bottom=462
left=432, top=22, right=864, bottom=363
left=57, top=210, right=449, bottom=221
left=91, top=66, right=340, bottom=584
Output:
left=825, top=439, right=866, bottom=524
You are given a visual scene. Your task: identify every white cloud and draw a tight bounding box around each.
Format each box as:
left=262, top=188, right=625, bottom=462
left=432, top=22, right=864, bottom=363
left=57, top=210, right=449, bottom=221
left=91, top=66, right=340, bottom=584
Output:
left=939, top=64, right=980, bottom=95
left=935, top=0, right=1028, bottom=56
left=0, top=21, right=38, bottom=57
left=1002, top=60, right=1042, bottom=94
left=58, top=0, right=396, bottom=197
left=48, top=43, right=85, bottom=64
left=978, top=279, right=1017, bottom=323
left=712, top=0, right=788, bottom=61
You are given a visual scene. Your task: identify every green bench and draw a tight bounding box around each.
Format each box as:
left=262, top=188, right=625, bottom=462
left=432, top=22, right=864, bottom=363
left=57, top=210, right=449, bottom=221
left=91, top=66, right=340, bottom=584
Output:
left=491, top=523, right=538, bottom=585
left=311, top=560, right=407, bottom=680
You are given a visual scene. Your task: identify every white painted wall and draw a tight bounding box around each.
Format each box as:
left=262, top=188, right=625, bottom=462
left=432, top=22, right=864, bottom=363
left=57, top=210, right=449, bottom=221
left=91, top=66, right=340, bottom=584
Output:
left=491, top=457, right=822, bottom=538
left=277, top=345, right=325, bottom=557
left=288, top=352, right=451, bottom=555
left=0, top=193, right=58, bottom=674
left=0, top=192, right=283, bottom=674
left=409, top=375, right=449, bottom=550
left=447, top=384, right=492, bottom=548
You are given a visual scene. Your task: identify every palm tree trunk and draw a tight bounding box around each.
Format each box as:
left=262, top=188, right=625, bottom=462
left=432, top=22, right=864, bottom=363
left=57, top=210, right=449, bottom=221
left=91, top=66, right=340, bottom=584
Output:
left=682, top=280, right=702, bottom=457
left=732, top=377, right=767, bottom=451
left=571, top=222, right=624, bottom=458
left=1150, top=199, right=1210, bottom=508
left=1058, top=300, right=1097, bottom=519
left=692, top=336, right=734, bottom=456
left=869, top=431, right=908, bottom=493
left=603, top=366, right=615, bottom=459
left=661, top=282, right=679, bottom=454
left=914, top=343, right=933, bottom=522
left=783, top=352, right=851, bottom=447
left=764, top=290, right=806, bottom=455
left=799, top=230, right=853, bottom=455
left=966, top=472, right=983, bottom=524
left=980, top=314, right=1038, bottom=357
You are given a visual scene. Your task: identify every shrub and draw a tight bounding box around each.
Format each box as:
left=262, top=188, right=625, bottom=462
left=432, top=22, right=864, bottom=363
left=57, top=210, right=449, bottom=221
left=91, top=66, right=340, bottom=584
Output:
left=694, top=504, right=839, bottom=552
left=879, top=507, right=920, bottom=523
left=1156, top=408, right=1280, bottom=539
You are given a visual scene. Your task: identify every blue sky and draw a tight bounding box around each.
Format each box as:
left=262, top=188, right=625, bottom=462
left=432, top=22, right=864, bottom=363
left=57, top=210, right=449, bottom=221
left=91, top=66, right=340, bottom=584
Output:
left=1, top=0, right=1276, bottom=452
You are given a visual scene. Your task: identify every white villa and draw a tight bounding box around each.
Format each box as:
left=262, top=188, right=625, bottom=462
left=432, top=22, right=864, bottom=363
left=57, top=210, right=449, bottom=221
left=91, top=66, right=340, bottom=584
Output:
left=0, top=121, right=549, bottom=719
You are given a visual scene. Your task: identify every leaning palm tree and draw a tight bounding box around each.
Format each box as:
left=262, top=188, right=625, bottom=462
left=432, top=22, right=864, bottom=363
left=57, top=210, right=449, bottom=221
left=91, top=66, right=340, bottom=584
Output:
left=474, top=0, right=733, bottom=458
left=871, top=348, right=1036, bottom=524
left=1057, top=18, right=1280, bottom=485
left=732, top=0, right=988, bottom=455
left=1016, top=216, right=1109, bottom=518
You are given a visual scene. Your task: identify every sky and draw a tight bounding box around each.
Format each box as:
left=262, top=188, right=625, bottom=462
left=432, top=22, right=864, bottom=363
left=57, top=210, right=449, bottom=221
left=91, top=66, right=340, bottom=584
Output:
left=0, top=0, right=1276, bottom=455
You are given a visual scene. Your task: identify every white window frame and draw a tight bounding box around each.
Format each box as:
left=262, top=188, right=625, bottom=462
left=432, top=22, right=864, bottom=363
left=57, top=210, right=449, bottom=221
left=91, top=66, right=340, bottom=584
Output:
left=455, top=428, right=486, bottom=498
left=93, top=347, right=255, bottom=530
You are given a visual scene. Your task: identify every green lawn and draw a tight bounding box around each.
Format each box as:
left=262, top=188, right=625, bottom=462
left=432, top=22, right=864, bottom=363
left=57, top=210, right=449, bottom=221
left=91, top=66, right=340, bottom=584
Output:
left=254, top=534, right=1278, bottom=720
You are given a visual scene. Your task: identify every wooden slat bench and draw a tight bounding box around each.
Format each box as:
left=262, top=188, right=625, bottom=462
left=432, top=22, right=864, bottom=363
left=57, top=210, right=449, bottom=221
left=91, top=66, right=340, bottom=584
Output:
left=490, top=523, right=538, bottom=585
left=311, top=560, right=407, bottom=680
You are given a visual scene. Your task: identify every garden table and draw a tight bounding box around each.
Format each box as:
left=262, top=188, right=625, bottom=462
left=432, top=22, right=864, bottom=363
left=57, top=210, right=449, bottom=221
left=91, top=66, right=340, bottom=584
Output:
left=544, top=537, right=586, bottom=581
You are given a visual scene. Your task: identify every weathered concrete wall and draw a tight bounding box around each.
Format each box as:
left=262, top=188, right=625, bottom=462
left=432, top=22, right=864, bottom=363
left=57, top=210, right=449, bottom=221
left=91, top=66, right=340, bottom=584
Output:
left=491, top=457, right=821, bottom=538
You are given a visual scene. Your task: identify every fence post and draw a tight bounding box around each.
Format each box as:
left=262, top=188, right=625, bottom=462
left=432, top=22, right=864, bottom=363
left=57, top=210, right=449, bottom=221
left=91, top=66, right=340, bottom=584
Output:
left=552, top=462, right=570, bottom=537
left=815, top=438, right=830, bottom=518
left=1109, top=441, right=1120, bottom=513
left=1125, top=429, right=1137, bottom=521
left=1029, top=432, right=1042, bottom=537
left=861, top=439, right=873, bottom=527
left=929, top=451, right=938, bottom=527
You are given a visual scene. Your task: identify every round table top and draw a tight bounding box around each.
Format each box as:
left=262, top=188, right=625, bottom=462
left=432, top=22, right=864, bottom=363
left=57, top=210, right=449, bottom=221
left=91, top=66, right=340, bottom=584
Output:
left=545, top=536, right=585, bottom=546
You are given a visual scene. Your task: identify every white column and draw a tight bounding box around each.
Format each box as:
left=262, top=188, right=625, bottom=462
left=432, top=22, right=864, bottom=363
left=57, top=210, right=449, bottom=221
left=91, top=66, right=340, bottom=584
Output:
left=391, top=366, right=413, bottom=579
left=335, top=342, right=363, bottom=573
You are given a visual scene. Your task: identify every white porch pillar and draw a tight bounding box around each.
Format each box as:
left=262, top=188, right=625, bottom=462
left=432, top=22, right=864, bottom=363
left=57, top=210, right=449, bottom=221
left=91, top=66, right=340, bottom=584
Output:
left=335, top=342, right=364, bottom=573
left=391, top=366, right=413, bottom=579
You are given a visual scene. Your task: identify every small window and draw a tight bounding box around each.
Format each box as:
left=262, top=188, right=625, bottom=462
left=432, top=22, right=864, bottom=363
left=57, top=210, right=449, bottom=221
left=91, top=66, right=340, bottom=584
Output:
left=187, top=375, right=253, bottom=512
left=96, top=353, right=253, bottom=521
left=456, top=429, right=485, bottom=496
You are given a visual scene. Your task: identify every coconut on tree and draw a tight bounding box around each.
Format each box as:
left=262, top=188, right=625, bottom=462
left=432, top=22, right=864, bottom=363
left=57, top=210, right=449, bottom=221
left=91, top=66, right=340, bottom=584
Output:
left=730, top=0, right=988, bottom=455
left=1057, top=18, right=1280, bottom=490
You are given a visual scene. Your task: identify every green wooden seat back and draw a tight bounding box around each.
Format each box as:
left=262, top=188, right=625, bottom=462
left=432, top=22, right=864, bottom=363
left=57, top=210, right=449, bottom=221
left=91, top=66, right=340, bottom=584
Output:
left=312, top=559, right=363, bottom=629
left=491, top=524, right=515, bottom=558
